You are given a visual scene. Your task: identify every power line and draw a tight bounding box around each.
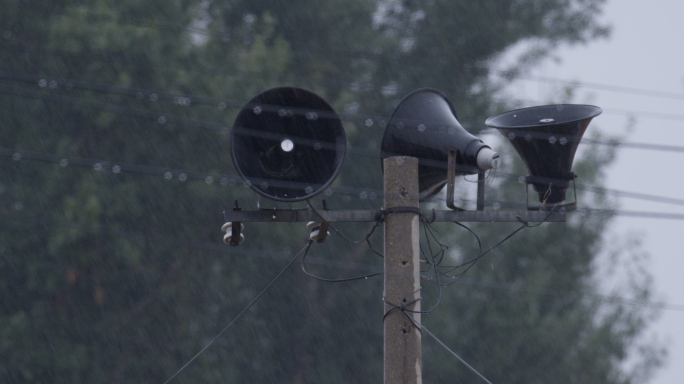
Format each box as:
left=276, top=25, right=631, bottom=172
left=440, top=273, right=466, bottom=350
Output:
left=3, top=79, right=683, bottom=164
left=511, top=75, right=684, bottom=102
left=4, top=146, right=684, bottom=218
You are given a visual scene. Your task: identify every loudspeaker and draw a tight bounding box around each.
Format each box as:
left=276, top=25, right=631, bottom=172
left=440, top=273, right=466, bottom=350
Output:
left=231, top=87, right=346, bottom=202
left=381, top=88, right=499, bottom=200
left=485, top=104, right=602, bottom=205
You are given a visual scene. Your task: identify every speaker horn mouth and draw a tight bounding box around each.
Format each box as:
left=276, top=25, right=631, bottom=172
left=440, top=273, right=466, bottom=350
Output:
left=231, top=87, right=346, bottom=202
left=381, top=88, right=498, bottom=201
left=486, top=104, right=601, bottom=205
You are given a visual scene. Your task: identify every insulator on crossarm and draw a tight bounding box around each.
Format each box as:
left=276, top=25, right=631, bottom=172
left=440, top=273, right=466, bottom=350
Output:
left=222, top=222, right=245, bottom=246
left=306, top=221, right=330, bottom=243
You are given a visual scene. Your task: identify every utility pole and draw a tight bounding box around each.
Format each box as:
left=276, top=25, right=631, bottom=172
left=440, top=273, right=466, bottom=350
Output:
left=383, top=156, right=421, bottom=384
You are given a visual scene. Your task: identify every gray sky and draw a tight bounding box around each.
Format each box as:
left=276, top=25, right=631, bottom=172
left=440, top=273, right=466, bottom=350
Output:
left=501, top=1, right=684, bottom=382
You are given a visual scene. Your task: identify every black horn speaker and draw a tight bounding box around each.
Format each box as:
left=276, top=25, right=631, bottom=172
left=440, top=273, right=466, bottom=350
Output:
left=485, top=104, right=601, bottom=205
left=381, top=88, right=499, bottom=200
left=231, top=87, right=346, bottom=202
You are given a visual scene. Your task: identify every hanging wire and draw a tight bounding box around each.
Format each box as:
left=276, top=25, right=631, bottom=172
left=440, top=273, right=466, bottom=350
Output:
left=409, top=315, right=495, bottom=384
left=300, top=241, right=383, bottom=282
left=162, top=239, right=312, bottom=384
left=306, top=199, right=385, bottom=257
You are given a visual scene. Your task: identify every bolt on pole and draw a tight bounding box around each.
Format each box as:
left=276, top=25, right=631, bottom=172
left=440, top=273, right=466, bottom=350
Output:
left=383, top=156, right=422, bottom=384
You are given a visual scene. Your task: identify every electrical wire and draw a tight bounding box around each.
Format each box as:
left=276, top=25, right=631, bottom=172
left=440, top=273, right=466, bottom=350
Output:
left=512, top=74, right=684, bottom=101
left=424, top=208, right=557, bottom=287
left=162, top=239, right=311, bottom=384
left=4, top=146, right=684, bottom=221
left=300, top=240, right=383, bottom=282
left=410, top=316, right=495, bottom=384
left=5, top=71, right=684, bottom=156
left=306, top=199, right=385, bottom=257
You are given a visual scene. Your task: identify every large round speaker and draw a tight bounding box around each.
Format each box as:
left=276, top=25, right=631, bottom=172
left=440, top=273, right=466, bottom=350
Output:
left=231, top=87, right=346, bottom=202
left=381, top=88, right=498, bottom=200
left=486, top=104, right=601, bottom=204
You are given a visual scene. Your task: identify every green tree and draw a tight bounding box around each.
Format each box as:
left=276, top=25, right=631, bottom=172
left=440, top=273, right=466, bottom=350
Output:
left=0, top=0, right=664, bottom=383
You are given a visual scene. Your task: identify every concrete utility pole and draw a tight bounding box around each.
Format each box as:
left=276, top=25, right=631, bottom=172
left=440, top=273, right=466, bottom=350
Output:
left=383, top=156, right=422, bottom=384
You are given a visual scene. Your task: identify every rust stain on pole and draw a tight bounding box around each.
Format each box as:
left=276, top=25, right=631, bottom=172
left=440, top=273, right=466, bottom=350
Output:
left=383, top=156, right=422, bottom=384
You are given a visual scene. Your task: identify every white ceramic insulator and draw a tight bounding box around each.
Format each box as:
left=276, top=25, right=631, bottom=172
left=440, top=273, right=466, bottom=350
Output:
left=221, top=222, right=245, bottom=245
left=476, top=147, right=501, bottom=170
left=306, top=221, right=330, bottom=242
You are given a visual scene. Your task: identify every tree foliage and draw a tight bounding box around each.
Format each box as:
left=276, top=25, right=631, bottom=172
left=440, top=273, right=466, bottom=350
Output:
left=0, top=0, right=664, bottom=383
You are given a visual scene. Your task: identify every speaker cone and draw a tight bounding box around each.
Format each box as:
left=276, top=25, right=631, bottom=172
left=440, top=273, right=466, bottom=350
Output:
left=231, top=87, right=346, bottom=202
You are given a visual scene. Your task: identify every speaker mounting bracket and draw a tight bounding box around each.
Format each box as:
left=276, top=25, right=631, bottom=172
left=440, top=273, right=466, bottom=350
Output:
left=525, top=173, right=578, bottom=212
left=446, top=148, right=465, bottom=211
left=446, top=148, right=486, bottom=211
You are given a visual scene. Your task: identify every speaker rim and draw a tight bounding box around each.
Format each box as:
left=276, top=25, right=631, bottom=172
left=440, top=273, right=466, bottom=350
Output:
left=484, top=104, right=602, bottom=129
left=230, top=86, right=346, bottom=202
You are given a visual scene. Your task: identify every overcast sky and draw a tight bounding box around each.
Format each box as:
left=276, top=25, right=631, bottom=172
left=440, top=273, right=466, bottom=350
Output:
left=501, top=1, right=684, bottom=382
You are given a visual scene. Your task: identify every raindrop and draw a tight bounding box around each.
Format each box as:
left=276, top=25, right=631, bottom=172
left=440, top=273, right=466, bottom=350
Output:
left=507, top=132, right=515, bottom=140
left=60, top=159, right=69, bottom=167
left=253, top=106, right=262, bottom=115
left=524, top=133, right=532, bottom=142
left=492, top=202, right=501, bottom=210
left=365, top=118, right=373, bottom=127
left=548, top=136, right=557, bottom=144
left=13, top=202, right=23, bottom=211
left=3, top=31, right=12, bottom=39
left=556, top=105, right=565, bottom=111
left=112, top=165, right=121, bottom=174
left=379, top=120, right=387, bottom=128
left=65, top=82, right=74, bottom=90
left=304, top=186, right=314, bottom=194
left=12, top=152, right=21, bottom=161
left=305, top=111, right=318, bottom=120
left=157, top=116, right=167, bottom=124
left=518, top=176, right=526, bottom=184
left=313, top=142, right=322, bottom=151
left=395, top=157, right=405, bottom=165
left=243, top=14, right=257, bottom=23
left=38, top=79, right=47, bottom=88
left=559, top=137, right=568, bottom=146
left=150, top=93, right=158, bottom=102
left=359, top=191, right=368, bottom=199
left=396, top=122, right=404, bottom=130
left=221, top=127, right=230, bottom=135
left=164, top=172, right=173, bottom=180
left=220, top=177, right=229, bottom=186
left=218, top=101, right=227, bottom=110
left=205, top=176, right=214, bottom=184
left=175, top=96, right=191, bottom=106
left=417, top=124, right=426, bottom=133
left=278, top=109, right=290, bottom=117
left=136, top=91, right=144, bottom=100
left=369, top=192, right=377, bottom=200
left=260, top=181, right=269, bottom=189
left=93, top=163, right=103, bottom=171
left=324, top=189, right=333, bottom=197
left=178, top=173, right=187, bottom=182
left=49, top=80, right=58, bottom=89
